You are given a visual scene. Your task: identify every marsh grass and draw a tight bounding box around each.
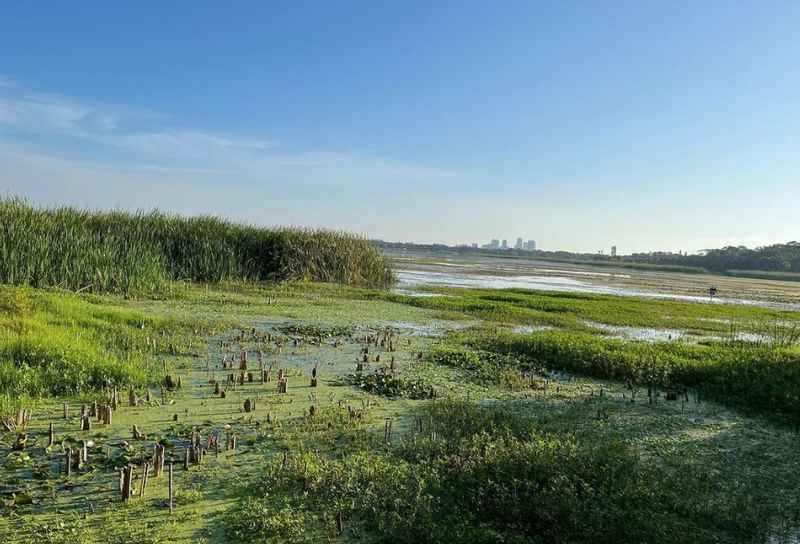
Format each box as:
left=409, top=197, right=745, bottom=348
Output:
left=0, top=197, right=394, bottom=293
left=380, top=286, right=800, bottom=334
left=464, top=328, right=800, bottom=421
left=0, top=285, right=210, bottom=410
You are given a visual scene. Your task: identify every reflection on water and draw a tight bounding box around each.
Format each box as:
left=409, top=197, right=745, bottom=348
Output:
left=396, top=269, right=800, bottom=311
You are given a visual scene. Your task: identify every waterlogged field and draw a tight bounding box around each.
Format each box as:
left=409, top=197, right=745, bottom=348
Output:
left=1, top=281, right=799, bottom=543
left=391, top=252, right=800, bottom=309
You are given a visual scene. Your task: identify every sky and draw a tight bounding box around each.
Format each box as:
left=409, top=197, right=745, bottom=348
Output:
left=1, top=1, right=799, bottom=254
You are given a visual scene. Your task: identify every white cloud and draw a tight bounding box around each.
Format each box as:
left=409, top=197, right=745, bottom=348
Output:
left=0, top=87, right=273, bottom=160
left=0, top=79, right=473, bottom=194
left=0, top=77, right=487, bottom=240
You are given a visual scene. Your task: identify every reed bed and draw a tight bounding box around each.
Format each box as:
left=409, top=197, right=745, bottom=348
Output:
left=0, top=198, right=394, bottom=293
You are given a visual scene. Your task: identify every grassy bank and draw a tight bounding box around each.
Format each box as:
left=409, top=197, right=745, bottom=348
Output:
left=0, top=285, right=213, bottom=413
left=0, top=198, right=394, bottom=293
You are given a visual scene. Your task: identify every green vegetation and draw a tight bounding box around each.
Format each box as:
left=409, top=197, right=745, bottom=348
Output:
left=724, top=269, right=800, bottom=282
left=227, top=400, right=774, bottom=543
left=347, top=370, right=437, bottom=399
left=3, top=267, right=800, bottom=542
left=377, top=285, right=800, bottom=334
left=466, top=329, right=800, bottom=421
left=0, top=198, right=394, bottom=293
left=379, top=286, right=800, bottom=420
left=0, top=285, right=210, bottom=412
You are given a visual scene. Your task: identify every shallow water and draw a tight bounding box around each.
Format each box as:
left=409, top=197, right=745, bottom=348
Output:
left=397, top=269, right=800, bottom=312
left=510, top=324, right=555, bottom=334
left=585, top=321, right=685, bottom=342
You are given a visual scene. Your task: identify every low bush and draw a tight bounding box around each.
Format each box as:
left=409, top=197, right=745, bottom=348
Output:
left=227, top=400, right=765, bottom=543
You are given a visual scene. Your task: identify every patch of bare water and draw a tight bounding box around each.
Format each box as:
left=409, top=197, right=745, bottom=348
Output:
left=585, top=321, right=685, bottom=342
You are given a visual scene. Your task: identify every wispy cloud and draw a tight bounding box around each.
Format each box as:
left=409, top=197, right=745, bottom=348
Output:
left=0, top=86, right=273, bottom=161
left=0, top=77, right=478, bottom=238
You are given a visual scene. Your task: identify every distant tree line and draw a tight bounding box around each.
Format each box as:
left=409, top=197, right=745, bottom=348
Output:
left=374, top=240, right=800, bottom=275
left=629, top=242, right=800, bottom=273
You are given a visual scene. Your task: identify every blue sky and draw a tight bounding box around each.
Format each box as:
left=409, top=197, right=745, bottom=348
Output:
left=1, top=1, right=798, bottom=253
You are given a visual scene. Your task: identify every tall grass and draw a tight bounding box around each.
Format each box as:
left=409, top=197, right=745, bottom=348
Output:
left=0, top=198, right=394, bottom=293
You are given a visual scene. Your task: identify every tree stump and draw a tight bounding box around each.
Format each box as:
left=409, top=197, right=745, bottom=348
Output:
left=153, top=443, right=165, bottom=477
left=121, top=465, right=134, bottom=501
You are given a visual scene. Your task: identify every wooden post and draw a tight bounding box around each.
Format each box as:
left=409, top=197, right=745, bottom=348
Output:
left=153, top=443, right=165, bottom=477
left=65, top=448, right=72, bottom=476
left=169, top=462, right=174, bottom=514
left=184, top=448, right=189, bottom=470
left=48, top=422, right=54, bottom=447
left=121, top=465, right=133, bottom=501
left=384, top=419, right=392, bottom=443
left=63, top=403, right=69, bottom=419
left=140, top=462, right=149, bottom=498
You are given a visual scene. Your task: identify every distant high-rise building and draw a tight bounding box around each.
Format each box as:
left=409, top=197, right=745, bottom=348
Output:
left=515, top=237, right=523, bottom=250
left=482, top=239, right=501, bottom=249
left=471, top=243, right=478, bottom=248
left=523, top=240, right=536, bottom=251
left=501, top=239, right=508, bottom=249
left=611, top=245, right=617, bottom=257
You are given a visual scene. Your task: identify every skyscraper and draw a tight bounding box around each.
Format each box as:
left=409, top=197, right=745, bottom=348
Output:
left=611, top=245, right=617, bottom=257
left=515, top=238, right=523, bottom=250
left=501, top=239, right=508, bottom=249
